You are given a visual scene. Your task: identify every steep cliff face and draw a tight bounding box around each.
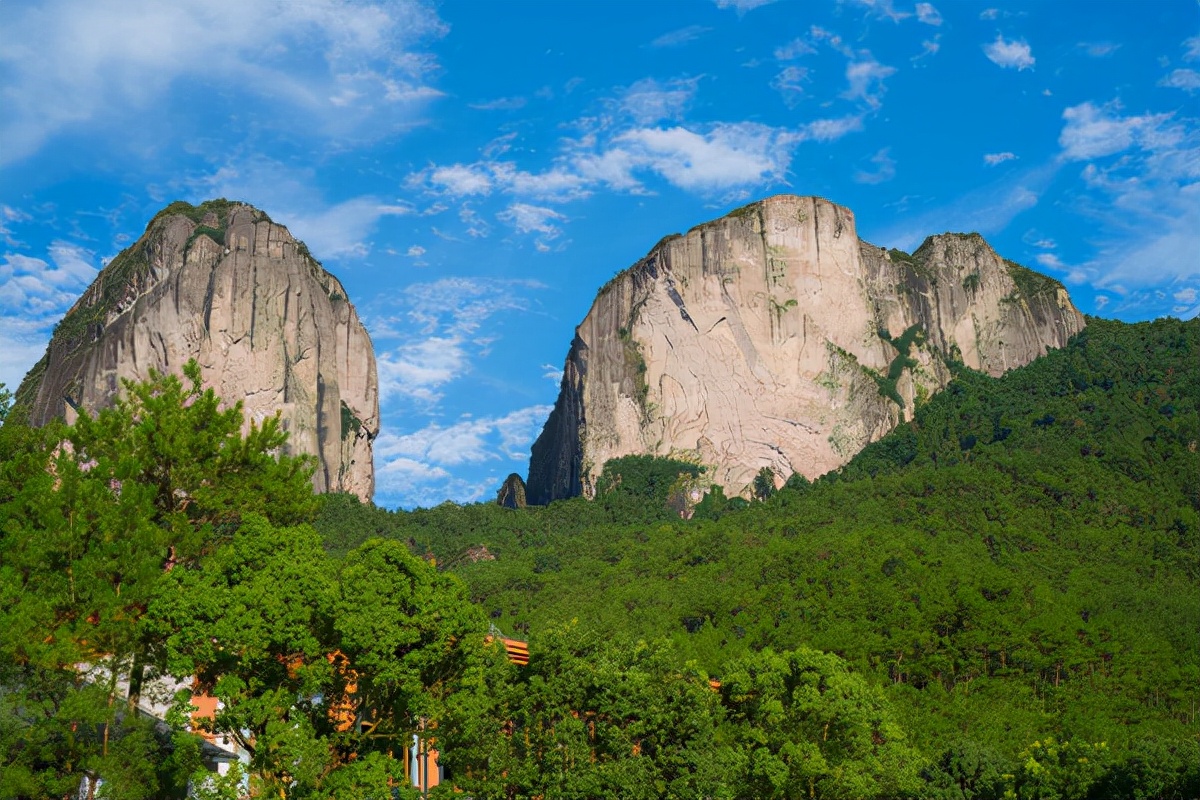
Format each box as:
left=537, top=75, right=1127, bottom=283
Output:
left=527, top=195, right=1084, bottom=504
left=16, top=199, right=379, bottom=500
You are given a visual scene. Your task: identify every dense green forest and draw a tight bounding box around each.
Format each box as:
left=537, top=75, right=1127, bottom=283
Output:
left=2, top=316, right=1197, bottom=798
left=316, top=316, right=1200, bottom=798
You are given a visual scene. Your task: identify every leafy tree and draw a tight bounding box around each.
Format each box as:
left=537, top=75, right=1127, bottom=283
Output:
left=1000, top=737, right=1108, bottom=800
left=150, top=517, right=495, bottom=798
left=719, top=647, right=923, bottom=799
left=442, top=624, right=735, bottom=799
left=752, top=467, right=777, bottom=501
left=0, top=361, right=316, bottom=798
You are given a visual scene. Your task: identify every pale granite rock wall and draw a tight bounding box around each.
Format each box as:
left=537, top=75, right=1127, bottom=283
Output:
left=527, top=195, right=1084, bottom=504
left=17, top=202, right=379, bottom=500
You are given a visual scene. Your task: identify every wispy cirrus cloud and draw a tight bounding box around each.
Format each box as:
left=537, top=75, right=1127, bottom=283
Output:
left=373, top=403, right=552, bottom=507
left=0, top=0, right=447, bottom=166
left=853, top=148, right=895, bottom=184
left=0, top=241, right=100, bottom=389
left=713, top=0, right=779, bottom=13
left=650, top=25, right=711, bottom=48
left=1056, top=100, right=1199, bottom=301
left=1057, top=101, right=1174, bottom=161
left=186, top=158, right=413, bottom=259
left=369, top=277, right=545, bottom=405
left=984, top=151, right=1018, bottom=166
left=1159, top=69, right=1200, bottom=94
left=618, top=77, right=700, bottom=124
left=873, top=164, right=1053, bottom=252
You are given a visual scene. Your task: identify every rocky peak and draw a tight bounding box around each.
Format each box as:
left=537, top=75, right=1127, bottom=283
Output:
left=527, top=195, right=1084, bottom=504
left=496, top=473, right=528, bottom=509
left=16, top=199, right=379, bottom=500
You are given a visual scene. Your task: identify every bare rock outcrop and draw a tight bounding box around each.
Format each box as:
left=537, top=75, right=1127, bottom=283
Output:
left=15, top=199, right=379, bottom=500
left=496, top=473, right=528, bottom=509
left=527, top=195, right=1084, bottom=504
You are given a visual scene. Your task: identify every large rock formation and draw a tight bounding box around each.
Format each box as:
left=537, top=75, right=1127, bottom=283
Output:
left=527, top=195, right=1084, bottom=504
left=15, top=199, right=379, bottom=500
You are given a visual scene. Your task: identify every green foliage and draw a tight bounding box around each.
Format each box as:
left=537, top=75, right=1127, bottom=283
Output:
left=0, top=361, right=316, bottom=797
left=1004, top=258, right=1063, bottom=301
left=149, top=517, right=492, bottom=796
left=340, top=399, right=363, bottom=441
left=752, top=466, right=777, bottom=501
left=874, top=324, right=925, bottom=408
left=720, top=647, right=923, bottom=798
left=443, top=625, right=734, bottom=799
left=330, top=316, right=1200, bottom=798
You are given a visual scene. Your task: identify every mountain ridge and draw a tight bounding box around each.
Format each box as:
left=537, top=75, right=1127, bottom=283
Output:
left=527, top=194, right=1085, bottom=504
left=15, top=199, right=380, bottom=500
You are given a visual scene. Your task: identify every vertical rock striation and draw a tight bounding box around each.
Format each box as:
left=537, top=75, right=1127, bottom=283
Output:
left=527, top=195, right=1084, bottom=504
left=16, top=200, right=379, bottom=500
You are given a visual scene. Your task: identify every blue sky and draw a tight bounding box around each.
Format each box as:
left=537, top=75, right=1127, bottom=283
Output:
left=1, top=0, right=1197, bottom=508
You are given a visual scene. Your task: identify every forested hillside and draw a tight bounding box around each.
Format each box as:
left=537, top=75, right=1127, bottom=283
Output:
left=315, top=316, right=1200, bottom=798
left=2, top=317, right=1196, bottom=798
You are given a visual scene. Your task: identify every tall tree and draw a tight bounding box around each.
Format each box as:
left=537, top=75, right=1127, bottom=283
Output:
left=0, top=362, right=316, bottom=798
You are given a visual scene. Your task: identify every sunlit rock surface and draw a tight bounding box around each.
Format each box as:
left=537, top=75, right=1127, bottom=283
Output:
left=17, top=200, right=379, bottom=500
left=528, top=195, right=1084, bottom=504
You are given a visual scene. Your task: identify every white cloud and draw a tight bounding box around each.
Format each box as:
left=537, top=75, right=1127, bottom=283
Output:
left=619, top=77, right=699, bottom=124
left=428, top=164, right=494, bottom=196
left=378, top=337, right=469, bottom=403
left=0, top=242, right=102, bottom=392
left=1184, top=35, right=1200, bottom=61
left=1159, top=69, right=1200, bottom=94
left=1078, top=42, right=1119, bottom=57
left=1053, top=100, right=1200, bottom=296
left=1058, top=101, right=1174, bottom=161
left=846, top=0, right=910, bottom=23
left=406, top=245, right=426, bottom=258
left=368, top=277, right=542, bottom=404
left=915, top=3, right=943, bottom=25
left=498, top=203, right=567, bottom=238
left=373, top=404, right=552, bottom=507
left=800, top=115, right=865, bottom=142
left=913, top=39, right=941, bottom=61
left=615, top=123, right=797, bottom=192
left=984, top=35, right=1035, bottom=71
left=651, top=25, right=711, bottom=48
left=984, top=152, right=1018, bottom=166
left=979, top=8, right=999, bottom=20
left=842, top=58, right=897, bottom=109
left=1, top=205, right=32, bottom=247
left=874, top=166, right=1051, bottom=251
left=413, top=160, right=588, bottom=204
left=469, top=96, right=528, bottom=111
left=774, top=39, right=817, bottom=60
left=459, top=204, right=492, bottom=238
left=713, top=0, right=779, bottom=12
left=0, top=243, right=97, bottom=313
left=1033, top=252, right=1087, bottom=284
left=853, top=148, right=896, bottom=184
left=0, top=0, right=447, bottom=166
left=771, top=66, right=810, bottom=106
left=1173, top=287, right=1198, bottom=316
left=185, top=158, right=412, bottom=259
